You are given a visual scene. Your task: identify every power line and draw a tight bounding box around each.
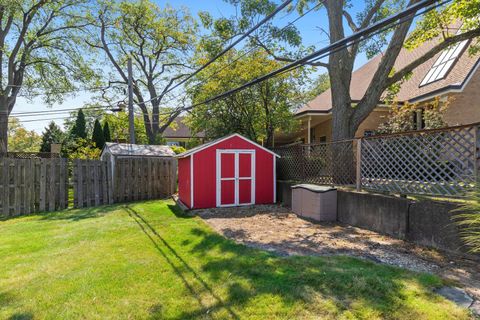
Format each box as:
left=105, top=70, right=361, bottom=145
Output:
left=124, top=0, right=449, bottom=125
left=185, top=0, right=446, bottom=109
left=137, top=0, right=294, bottom=106
left=11, top=105, right=114, bottom=117
left=11, top=0, right=447, bottom=126
left=135, top=0, right=326, bottom=114
left=9, top=116, right=74, bottom=124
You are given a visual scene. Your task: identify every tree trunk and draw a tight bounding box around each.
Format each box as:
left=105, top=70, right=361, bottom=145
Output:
left=0, top=96, right=9, bottom=155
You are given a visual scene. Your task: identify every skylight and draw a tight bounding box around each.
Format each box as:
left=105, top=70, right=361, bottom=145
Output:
left=419, top=37, right=469, bottom=87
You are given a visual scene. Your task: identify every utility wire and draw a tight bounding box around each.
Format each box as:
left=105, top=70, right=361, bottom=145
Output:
left=135, top=0, right=326, bottom=114
left=137, top=0, right=294, bottom=106
left=66, top=0, right=449, bottom=127
left=184, top=0, right=446, bottom=109
left=11, top=0, right=447, bottom=124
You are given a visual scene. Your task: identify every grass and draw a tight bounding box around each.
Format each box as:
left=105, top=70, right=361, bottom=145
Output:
left=0, top=200, right=470, bottom=319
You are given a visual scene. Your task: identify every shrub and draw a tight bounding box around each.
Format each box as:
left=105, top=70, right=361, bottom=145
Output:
left=453, top=182, right=480, bottom=253
left=170, top=145, right=186, bottom=154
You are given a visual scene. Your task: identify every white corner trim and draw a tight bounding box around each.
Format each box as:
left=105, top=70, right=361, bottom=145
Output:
left=190, top=154, right=194, bottom=209
left=273, top=154, right=276, bottom=203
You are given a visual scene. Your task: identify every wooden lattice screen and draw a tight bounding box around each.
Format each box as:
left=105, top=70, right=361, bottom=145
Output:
left=360, top=124, right=480, bottom=196
left=274, top=140, right=356, bottom=186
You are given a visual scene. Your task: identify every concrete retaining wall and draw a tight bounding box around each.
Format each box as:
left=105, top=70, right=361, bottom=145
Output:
left=337, top=190, right=409, bottom=239
left=407, top=200, right=469, bottom=253
left=276, top=180, right=296, bottom=208
left=277, top=185, right=477, bottom=256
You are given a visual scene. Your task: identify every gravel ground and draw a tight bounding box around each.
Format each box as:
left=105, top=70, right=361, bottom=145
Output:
left=195, top=204, right=480, bottom=300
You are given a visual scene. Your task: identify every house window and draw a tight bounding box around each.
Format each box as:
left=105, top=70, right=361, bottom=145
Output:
left=309, top=127, right=316, bottom=143
left=413, top=109, right=425, bottom=130
left=319, top=136, right=327, bottom=143
left=420, top=30, right=469, bottom=86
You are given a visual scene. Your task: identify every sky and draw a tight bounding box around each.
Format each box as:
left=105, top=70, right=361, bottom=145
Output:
left=14, top=0, right=369, bottom=134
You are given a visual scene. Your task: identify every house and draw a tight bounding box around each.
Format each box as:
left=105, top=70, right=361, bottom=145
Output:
left=176, top=133, right=279, bottom=209
left=162, top=117, right=205, bottom=147
left=278, top=31, right=480, bottom=144
left=100, top=142, right=175, bottom=175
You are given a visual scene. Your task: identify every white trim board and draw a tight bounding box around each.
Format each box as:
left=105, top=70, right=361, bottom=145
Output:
left=190, top=154, right=194, bottom=209
left=216, top=149, right=256, bottom=207
left=177, top=133, right=280, bottom=159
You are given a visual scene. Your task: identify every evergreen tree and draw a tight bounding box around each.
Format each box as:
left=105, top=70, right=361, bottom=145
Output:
left=40, top=122, right=64, bottom=152
left=92, top=119, right=105, bottom=149
left=103, top=121, right=111, bottom=142
left=71, top=109, right=87, bottom=139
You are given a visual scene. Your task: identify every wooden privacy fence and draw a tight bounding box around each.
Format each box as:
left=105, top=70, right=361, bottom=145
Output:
left=113, top=157, right=176, bottom=203
left=0, top=157, right=177, bottom=217
left=73, top=159, right=113, bottom=208
left=274, top=123, right=480, bottom=197
left=0, top=158, right=68, bottom=216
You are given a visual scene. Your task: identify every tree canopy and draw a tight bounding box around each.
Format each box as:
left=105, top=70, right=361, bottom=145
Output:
left=188, top=49, right=304, bottom=146
left=85, top=0, right=197, bottom=144
left=7, top=117, right=41, bottom=152
left=215, top=0, right=480, bottom=140
left=0, top=0, right=97, bottom=153
left=39, top=121, right=64, bottom=153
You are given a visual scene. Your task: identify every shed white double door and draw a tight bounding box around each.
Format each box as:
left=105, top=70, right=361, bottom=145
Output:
left=216, top=150, right=255, bottom=207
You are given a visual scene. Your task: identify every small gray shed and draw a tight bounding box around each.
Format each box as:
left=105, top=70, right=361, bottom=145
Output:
left=100, top=142, right=175, bottom=174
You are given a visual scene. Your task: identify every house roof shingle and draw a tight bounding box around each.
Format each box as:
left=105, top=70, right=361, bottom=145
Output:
left=162, top=117, right=205, bottom=138
left=297, top=36, right=480, bottom=115
left=104, top=143, right=175, bottom=157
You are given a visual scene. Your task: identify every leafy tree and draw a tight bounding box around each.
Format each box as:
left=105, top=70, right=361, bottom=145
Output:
left=306, top=73, right=330, bottom=101
left=71, top=109, right=87, bottom=139
left=7, top=118, right=41, bottom=152
left=40, top=122, right=64, bottom=153
left=92, top=119, right=105, bottom=149
left=377, top=97, right=451, bottom=134
left=103, top=112, right=148, bottom=144
left=188, top=50, right=303, bottom=146
left=170, top=145, right=186, bottom=155
left=67, top=138, right=101, bottom=160
left=0, top=0, right=97, bottom=154
left=64, top=104, right=107, bottom=136
left=85, top=0, right=197, bottom=144
left=103, top=121, right=111, bottom=142
left=219, top=0, right=480, bottom=140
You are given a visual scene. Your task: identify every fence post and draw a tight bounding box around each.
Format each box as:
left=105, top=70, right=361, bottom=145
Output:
left=476, top=124, right=480, bottom=182
left=356, top=138, right=362, bottom=191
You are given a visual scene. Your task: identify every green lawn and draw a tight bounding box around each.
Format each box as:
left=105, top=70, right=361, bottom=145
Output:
left=0, top=201, right=470, bottom=319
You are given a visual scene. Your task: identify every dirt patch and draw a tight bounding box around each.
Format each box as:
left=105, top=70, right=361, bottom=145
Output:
left=195, top=205, right=480, bottom=300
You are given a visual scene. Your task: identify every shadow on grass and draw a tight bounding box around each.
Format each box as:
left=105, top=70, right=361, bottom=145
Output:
left=38, top=205, right=120, bottom=222
left=8, top=313, right=33, bottom=320
left=167, top=204, right=194, bottom=219
left=0, top=291, right=33, bottom=320
left=125, top=205, right=450, bottom=319
left=184, top=227, right=446, bottom=318
left=125, top=206, right=239, bottom=320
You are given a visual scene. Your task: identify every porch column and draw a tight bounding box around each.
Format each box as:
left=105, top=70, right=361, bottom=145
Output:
left=307, top=116, right=311, bottom=144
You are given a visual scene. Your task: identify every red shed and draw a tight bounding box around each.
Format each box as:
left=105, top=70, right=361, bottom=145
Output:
left=177, top=133, right=279, bottom=209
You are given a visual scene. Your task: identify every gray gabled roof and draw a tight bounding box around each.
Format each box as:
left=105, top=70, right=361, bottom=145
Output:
left=103, top=143, right=175, bottom=157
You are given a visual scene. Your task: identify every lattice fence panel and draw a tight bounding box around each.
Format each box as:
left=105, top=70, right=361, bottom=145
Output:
left=361, top=125, right=478, bottom=196
left=274, top=140, right=356, bottom=186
